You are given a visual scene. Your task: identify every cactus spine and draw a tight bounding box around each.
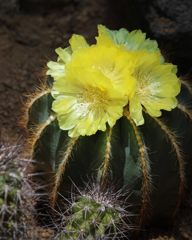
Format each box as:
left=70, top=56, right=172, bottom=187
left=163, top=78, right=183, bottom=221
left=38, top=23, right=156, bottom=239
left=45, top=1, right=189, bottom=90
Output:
left=20, top=25, right=192, bottom=238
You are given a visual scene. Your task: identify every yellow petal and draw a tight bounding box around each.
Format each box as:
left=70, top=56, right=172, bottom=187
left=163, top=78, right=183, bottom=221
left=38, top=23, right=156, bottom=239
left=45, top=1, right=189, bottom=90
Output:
left=150, top=64, right=176, bottom=77
left=68, top=126, right=81, bottom=138
left=52, top=97, right=77, bottom=113
left=107, top=106, right=123, bottom=127
left=47, top=61, right=64, bottom=70
left=145, top=97, right=175, bottom=111
left=129, top=98, right=144, bottom=126
left=98, top=114, right=108, bottom=131
left=91, top=117, right=102, bottom=133
left=58, top=110, right=80, bottom=130
left=55, top=47, right=72, bottom=63
left=172, top=97, right=178, bottom=109
left=75, top=118, right=92, bottom=136
left=96, top=24, right=114, bottom=46
left=53, top=80, right=81, bottom=94
left=69, top=34, right=89, bottom=52
left=144, top=104, right=162, bottom=117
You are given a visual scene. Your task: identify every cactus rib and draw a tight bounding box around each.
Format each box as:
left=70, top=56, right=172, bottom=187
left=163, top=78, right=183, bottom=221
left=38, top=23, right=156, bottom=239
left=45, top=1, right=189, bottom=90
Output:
left=151, top=115, right=186, bottom=196
left=20, top=86, right=51, bottom=128
left=28, top=114, right=57, bottom=156
left=123, top=107, right=152, bottom=227
left=52, top=137, right=79, bottom=208
left=101, top=127, right=113, bottom=185
left=179, top=78, right=192, bottom=95
left=177, top=103, right=192, bottom=121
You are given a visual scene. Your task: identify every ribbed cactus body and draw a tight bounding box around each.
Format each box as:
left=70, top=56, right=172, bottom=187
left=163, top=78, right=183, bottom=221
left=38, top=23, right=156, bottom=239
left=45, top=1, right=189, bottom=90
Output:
left=61, top=196, right=120, bottom=240
left=55, top=182, right=132, bottom=240
left=23, top=72, right=192, bottom=236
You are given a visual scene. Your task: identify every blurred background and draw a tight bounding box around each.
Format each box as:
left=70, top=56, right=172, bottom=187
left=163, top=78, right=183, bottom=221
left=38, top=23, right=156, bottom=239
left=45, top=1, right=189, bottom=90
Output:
left=0, top=0, right=192, bottom=239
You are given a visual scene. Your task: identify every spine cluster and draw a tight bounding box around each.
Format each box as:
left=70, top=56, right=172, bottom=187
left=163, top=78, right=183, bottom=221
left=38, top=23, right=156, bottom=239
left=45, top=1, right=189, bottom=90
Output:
left=55, top=182, right=134, bottom=240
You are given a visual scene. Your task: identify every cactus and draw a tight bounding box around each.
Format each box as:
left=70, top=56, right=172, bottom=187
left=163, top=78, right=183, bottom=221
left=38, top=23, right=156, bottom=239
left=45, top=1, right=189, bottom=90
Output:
left=0, top=138, right=39, bottom=239
left=21, top=24, right=192, bottom=238
left=0, top=138, right=27, bottom=239
left=54, top=181, right=134, bottom=240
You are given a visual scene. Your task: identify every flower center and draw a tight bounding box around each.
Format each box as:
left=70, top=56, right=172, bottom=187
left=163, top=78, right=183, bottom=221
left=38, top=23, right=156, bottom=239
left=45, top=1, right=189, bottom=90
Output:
left=134, top=72, right=159, bottom=103
left=78, top=86, right=110, bottom=113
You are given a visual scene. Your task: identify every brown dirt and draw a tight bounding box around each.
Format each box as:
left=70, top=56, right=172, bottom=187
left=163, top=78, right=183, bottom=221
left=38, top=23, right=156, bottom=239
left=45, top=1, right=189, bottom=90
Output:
left=0, top=1, right=192, bottom=239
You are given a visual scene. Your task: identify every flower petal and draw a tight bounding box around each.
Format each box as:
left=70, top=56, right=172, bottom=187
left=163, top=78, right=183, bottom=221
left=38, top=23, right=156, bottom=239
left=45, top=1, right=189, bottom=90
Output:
left=52, top=96, right=77, bottom=114
left=129, top=97, right=144, bottom=126
left=96, top=25, right=115, bottom=46
left=69, top=34, right=89, bottom=52
left=47, top=62, right=65, bottom=78
left=55, top=47, right=72, bottom=64
left=58, top=109, right=80, bottom=130
left=144, top=104, right=162, bottom=117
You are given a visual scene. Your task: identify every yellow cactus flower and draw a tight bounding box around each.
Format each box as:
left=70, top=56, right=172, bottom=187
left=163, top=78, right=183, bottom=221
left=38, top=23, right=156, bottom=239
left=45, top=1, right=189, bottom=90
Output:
left=129, top=50, right=181, bottom=126
left=67, top=40, right=136, bottom=96
left=47, top=24, right=181, bottom=136
left=47, top=28, right=136, bottom=96
left=51, top=66, right=128, bottom=137
left=48, top=31, right=136, bottom=137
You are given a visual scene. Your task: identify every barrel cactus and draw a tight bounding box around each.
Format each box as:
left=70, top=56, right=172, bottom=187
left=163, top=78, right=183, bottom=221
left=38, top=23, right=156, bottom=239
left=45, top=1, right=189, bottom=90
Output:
left=21, top=24, right=192, bottom=238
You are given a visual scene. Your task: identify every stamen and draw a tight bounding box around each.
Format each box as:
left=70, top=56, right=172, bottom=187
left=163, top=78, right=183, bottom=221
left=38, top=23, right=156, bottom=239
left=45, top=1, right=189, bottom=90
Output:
left=133, top=72, right=159, bottom=103
left=78, top=86, right=109, bottom=112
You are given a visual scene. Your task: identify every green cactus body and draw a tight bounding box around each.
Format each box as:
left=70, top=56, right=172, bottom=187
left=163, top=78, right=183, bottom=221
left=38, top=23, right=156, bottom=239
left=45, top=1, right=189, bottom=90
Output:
left=59, top=195, right=119, bottom=239
left=56, top=182, right=132, bottom=239
left=22, top=26, right=192, bottom=238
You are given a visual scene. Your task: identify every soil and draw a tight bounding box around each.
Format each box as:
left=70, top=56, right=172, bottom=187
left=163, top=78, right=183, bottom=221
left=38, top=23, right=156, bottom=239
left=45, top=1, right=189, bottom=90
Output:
left=0, top=0, right=192, bottom=239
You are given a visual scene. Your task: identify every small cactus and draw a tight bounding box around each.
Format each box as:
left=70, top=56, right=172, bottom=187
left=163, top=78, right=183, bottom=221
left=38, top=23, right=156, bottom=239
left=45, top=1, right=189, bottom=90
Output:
left=0, top=138, right=35, bottom=239
left=55, top=181, right=134, bottom=240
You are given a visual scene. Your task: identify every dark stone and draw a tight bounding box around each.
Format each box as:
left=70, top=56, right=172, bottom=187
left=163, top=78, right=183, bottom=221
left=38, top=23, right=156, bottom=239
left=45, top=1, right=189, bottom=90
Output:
left=136, top=0, right=192, bottom=74
left=0, top=0, right=19, bottom=13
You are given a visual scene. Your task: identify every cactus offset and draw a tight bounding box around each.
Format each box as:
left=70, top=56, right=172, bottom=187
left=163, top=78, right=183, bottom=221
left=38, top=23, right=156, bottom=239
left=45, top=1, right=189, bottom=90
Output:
left=21, top=24, right=192, bottom=238
left=55, top=181, right=134, bottom=240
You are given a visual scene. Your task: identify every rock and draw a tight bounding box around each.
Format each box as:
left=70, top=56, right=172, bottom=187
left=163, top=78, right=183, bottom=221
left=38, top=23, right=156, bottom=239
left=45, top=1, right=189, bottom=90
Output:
left=135, top=0, right=192, bottom=74
left=136, top=0, right=192, bottom=39
left=0, top=0, right=19, bottom=13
